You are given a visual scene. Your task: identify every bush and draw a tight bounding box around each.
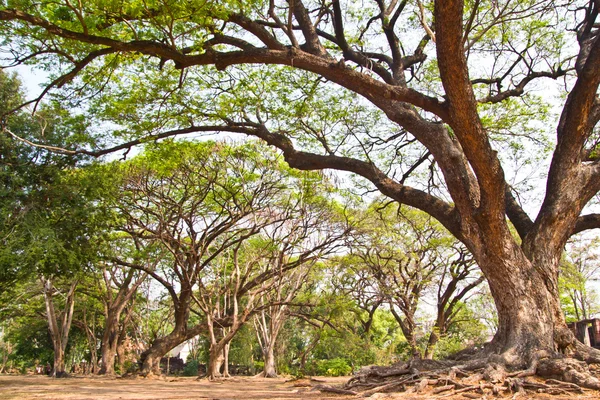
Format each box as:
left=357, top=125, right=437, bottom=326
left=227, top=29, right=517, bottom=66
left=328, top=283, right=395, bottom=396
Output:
left=253, top=360, right=264, bottom=372
left=314, top=358, right=352, bottom=377
left=123, top=360, right=138, bottom=374
left=182, top=360, right=199, bottom=377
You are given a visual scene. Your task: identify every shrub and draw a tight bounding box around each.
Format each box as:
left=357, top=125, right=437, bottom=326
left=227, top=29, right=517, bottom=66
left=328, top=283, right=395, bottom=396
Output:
left=182, top=360, right=199, bottom=377
left=315, top=358, right=352, bottom=377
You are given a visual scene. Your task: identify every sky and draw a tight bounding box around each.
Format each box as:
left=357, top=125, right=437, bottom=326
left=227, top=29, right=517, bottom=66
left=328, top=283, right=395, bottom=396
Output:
left=13, top=65, right=46, bottom=99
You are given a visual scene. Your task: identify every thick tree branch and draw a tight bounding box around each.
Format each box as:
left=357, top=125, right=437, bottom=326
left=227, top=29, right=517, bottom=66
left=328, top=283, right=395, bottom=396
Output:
left=290, top=0, right=327, bottom=56
left=331, top=0, right=395, bottom=84
left=435, top=0, right=506, bottom=236
left=228, top=13, right=286, bottom=50
left=527, top=26, right=600, bottom=254
left=0, top=9, right=449, bottom=120
left=573, top=214, right=600, bottom=234
left=246, top=124, right=461, bottom=239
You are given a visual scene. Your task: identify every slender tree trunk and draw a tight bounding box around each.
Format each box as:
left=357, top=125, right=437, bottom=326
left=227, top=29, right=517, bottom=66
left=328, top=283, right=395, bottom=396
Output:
left=299, top=334, right=321, bottom=373
left=78, top=309, right=99, bottom=374
left=116, top=341, right=126, bottom=374
left=90, top=349, right=99, bottom=374
left=254, top=309, right=286, bottom=378
left=222, top=342, right=230, bottom=377
left=115, top=306, right=134, bottom=374
left=52, top=346, right=67, bottom=378
left=99, top=269, right=144, bottom=375
left=41, top=277, right=77, bottom=378
left=389, top=307, right=421, bottom=359
left=581, top=292, right=588, bottom=320
left=424, top=329, right=440, bottom=360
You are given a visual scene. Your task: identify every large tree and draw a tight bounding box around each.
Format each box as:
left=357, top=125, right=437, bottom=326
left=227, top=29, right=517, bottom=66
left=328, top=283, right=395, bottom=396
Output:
left=0, top=69, right=102, bottom=377
left=1, top=0, right=600, bottom=385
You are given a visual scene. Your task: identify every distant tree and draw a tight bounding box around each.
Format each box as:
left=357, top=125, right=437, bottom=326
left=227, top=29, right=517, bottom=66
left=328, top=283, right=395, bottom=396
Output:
left=196, top=178, right=349, bottom=379
left=560, top=237, right=600, bottom=322
left=349, top=203, right=483, bottom=359
left=252, top=189, right=347, bottom=378
left=329, top=258, right=385, bottom=342
left=96, top=257, right=148, bottom=375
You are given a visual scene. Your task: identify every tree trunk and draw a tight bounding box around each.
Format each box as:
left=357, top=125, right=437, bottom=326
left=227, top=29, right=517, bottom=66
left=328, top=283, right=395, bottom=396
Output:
left=116, top=342, right=126, bottom=374
left=424, top=329, right=440, bottom=360
left=52, top=346, right=67, bottom=378
left=139, top=332, right=185, bottom=376
left=207, top=345, right=225, bottom=379
left=138, top=288, right=201, bottom=376
left=222, top=342, right=230, bottom=377
left=89, top=349, right=99, bottom=375
left=41, top=277, right=76, bottom=378
left=262, top=345, right=277, bottom=378
left=477, top=241, right=575, bottom=366
left=389, top=307, right=421, bottom=359
left=99, top=323, right=118, bottom=375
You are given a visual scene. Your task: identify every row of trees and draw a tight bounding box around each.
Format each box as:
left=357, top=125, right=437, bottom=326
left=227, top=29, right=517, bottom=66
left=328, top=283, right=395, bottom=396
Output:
left=0, top=69, right=499, bottom=378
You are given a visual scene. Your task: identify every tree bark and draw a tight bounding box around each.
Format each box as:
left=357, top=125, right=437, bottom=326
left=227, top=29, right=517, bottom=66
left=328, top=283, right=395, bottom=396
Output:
left=98, top=267, right=145, bottom=375
left=139, top=330, right=186, bottom=375
left=262, top=345, right=277, bottom=378
left=52, top=346, right=67, bottom=378
left=222, top=342, right=230, bottom=377
left=473, top=237, right=573, bottom=365
left=207, top=345, right=225, bottom=379
left=138, top=286, right=203, bottom=375
left=99, top=322, right=118, bottom=375
left=424, top=329, right=440, bottom=360
left=389, top=307, right=421, bottom=359
left=99, top=303, right=136, bottom=375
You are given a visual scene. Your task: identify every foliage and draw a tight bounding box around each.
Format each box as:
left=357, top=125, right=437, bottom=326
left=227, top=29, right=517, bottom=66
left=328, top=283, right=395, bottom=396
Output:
left=182, top=359, right=199, bottom=377
left=559, top=236, right=600, bottom=322
left=312, top=358, right=353, bottom=377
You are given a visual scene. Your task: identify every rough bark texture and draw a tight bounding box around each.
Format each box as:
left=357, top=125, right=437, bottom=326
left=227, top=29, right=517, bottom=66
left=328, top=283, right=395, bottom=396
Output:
left=206, top=346, right=226, bottom=379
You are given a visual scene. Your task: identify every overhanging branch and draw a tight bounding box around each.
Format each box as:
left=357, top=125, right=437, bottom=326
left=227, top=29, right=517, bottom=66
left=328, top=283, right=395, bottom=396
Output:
left=573, top=214, right=600, bottom=234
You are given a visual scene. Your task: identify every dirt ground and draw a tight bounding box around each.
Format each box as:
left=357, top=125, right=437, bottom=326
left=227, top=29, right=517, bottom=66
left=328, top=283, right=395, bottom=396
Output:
left=1, top=375, right=600, bottom=400
left=0, top=375, right=349, bottom=400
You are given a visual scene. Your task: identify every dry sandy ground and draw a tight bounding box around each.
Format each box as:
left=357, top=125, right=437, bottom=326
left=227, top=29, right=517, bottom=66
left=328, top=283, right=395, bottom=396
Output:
left=1, top=375, right=600, bottom=400
left=0, top=375, right=350, bottom=400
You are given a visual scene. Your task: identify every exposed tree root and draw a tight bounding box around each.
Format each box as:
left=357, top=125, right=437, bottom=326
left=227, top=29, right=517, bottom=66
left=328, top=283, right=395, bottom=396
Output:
left=311, top=384, right=358, bottom=395
left=337, top=352, right=600, bottom=398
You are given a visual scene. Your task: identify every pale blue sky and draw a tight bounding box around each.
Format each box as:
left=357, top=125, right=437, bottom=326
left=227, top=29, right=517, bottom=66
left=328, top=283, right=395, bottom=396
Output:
left=14, top=65, right=46, bottom=99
